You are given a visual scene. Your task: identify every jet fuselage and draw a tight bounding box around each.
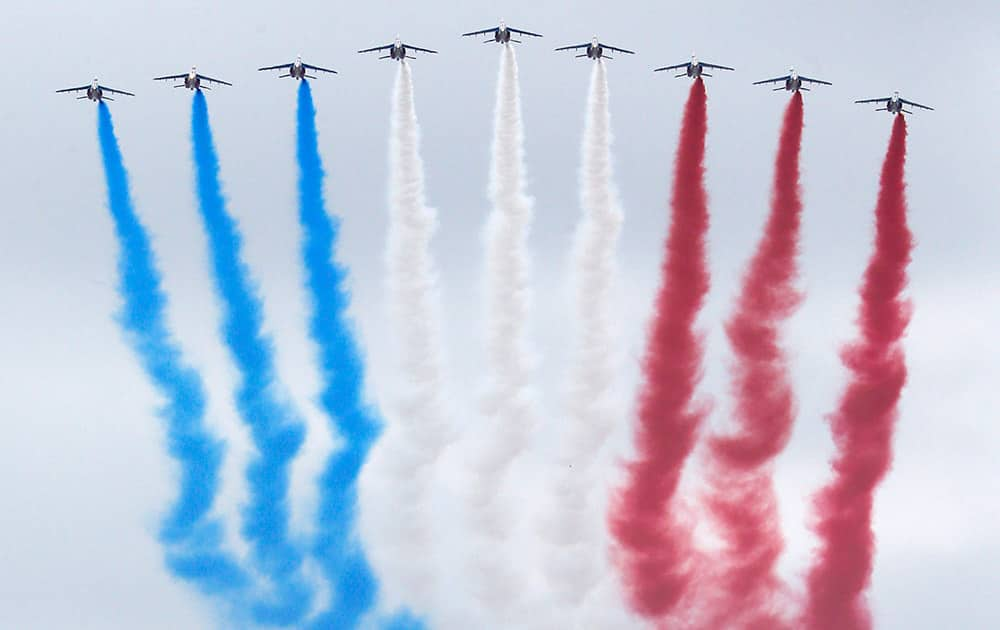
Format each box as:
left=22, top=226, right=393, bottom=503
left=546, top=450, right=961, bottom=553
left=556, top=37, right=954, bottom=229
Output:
left=289, top=58, right=307, bottom=79
left=86, top=80, right=103, bottom=101
left=183, top=69, right=201, bottom=90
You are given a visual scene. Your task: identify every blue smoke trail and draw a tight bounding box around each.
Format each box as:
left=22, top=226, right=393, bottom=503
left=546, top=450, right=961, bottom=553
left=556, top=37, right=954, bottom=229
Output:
left=190, top=91, right=313, bottom=625
left=97, top=103, right=249, bottom=600
left=296, top=81, right=424, bottom=630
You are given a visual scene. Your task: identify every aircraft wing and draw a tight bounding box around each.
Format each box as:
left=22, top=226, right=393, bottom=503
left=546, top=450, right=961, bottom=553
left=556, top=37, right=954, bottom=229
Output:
left=508, top=27, right=543, bottom=37
left=753, top=75, right=790, bottom=85
left=56, top=85, right=90, bottom=93
left=702, top=62, right=735, bottom=71
left=799, top=75, right=832, bottom=86
left=102, top=86, right=135, bottom=96
left=653, top=63, right=687, bottom=72
left=198, top=74, right=233, bottom=86
left=601, top=43, right=636, bottom=54
left=153, top=73, right=189, bottom=81
left=303, top=63, right=338, bottom=74
left=854, top=97, right=891, bottom=104
left=554, top=43, right=590, bottom=51
left=258, top=63, right=293, bottom=71
left=900, top=98, right=934, bottom=111
left=405, top=43, right=438, bottom=54
left=358, top=44, right=393, bottom=54
left=462, top=27, right=498, bottom=37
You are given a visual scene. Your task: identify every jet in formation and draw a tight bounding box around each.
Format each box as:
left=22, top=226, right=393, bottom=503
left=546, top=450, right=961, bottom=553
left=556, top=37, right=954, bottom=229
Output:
left=655, top=54, right=734, bottom=78
left=358, top=37, right=438, bottom=61
left=556, top=37, right=635, bottom=60
left=855, top=91, right=933, bottom=115
left=258, top=55, right=337, bottom=79
left=153, top=67, right=233, bottom=90
left=754, top=67, right=832, bottom=91
left=56, top=78, right=134, bottom=102
left=462, top=19, right=543, bottom=44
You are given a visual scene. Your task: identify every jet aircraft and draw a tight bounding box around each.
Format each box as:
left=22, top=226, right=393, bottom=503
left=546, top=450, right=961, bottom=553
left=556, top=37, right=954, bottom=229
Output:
left=753, top=68, right=831, bottom=91
left=855, top=92, right=933, bottom=115
left=57, top=78, right=134, bottom=102
left=555, top=37, right=635, bottom=60
left=462, top=19, right=542, bottom=44
left=358, top=37, right=438, bottom=61
left=258, top=55, right=337, bottom=79
left=654, top=55, right=733, bottom=78
left=153, top=67, right=232, bottom=90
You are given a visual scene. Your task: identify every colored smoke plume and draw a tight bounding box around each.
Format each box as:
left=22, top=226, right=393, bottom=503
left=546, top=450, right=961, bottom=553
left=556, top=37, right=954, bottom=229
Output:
left=803, top=114, right=913, bottom=630
left=608, top=77, right=711, bottom=622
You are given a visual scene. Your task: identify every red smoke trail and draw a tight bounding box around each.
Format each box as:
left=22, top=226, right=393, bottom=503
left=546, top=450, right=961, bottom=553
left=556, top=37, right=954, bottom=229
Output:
left=608, top=78, right=711, bottom=621
left=698, top=91, right=804, bottom=629
left=803, top=114, right=913, bottom=630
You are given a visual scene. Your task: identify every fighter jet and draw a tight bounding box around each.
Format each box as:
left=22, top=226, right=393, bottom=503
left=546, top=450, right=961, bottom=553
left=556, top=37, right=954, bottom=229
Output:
left=153, top=67, right=232, bottom=90
left=462, top=19, right=542, bottom=44
left=555, top=37, right=635, bottom=60
left=855, top=91, right=933, bottom=115
left=654, top=54, right=733, bottom=79
left=753, top=67, right=831, bottom=91
left=258, top=55, right=337, bottom=80
left=56, top=78, right=134, bottom=102
left=358, top=37, right=438, bottom=61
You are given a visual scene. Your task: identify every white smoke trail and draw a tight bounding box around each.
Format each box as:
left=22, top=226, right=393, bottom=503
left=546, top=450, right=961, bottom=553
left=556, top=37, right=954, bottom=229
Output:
left=361, top=61, right=453, bottom=624
left=461, top=44, right=542, bottom=628
left=540, top=60, right=625, bottom=627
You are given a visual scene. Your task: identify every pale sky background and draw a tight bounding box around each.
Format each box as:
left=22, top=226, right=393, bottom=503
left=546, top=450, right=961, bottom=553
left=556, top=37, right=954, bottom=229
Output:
left=2, top=0, right=998, bottom=628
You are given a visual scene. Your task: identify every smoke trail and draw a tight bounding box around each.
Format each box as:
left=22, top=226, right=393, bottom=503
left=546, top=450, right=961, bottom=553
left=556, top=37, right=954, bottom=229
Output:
left=803, top=114, right=913, bottom=630
left=294, top=80, right=382, bottom=628
left=462, top=43, right=541, bottom=624
left=608, top=77, right=711, bottom=622
left=190, top=91, right=312, bottom=625
left=542, top=59, right=623, bottom=623
left=364, top=61, right=449, bottom=625
left=97, top=102, right=250, bottom=606
left=697, top=91, right=804, bottom=629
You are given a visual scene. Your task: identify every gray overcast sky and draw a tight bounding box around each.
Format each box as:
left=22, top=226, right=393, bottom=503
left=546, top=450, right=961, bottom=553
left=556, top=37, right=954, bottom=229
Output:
left=2, top=0, right=998, bottom=628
